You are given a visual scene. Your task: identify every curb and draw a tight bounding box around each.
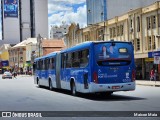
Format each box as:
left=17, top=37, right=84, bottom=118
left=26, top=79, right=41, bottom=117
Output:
left=136, top=83, right=160, bottom=87
left=19, top=75, right=33, bottom=77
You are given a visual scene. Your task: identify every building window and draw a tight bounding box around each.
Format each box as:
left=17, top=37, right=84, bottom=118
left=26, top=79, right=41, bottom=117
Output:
left=152, top=35, right=156, bottom=50
left=113, top=27, right=116, bottom=37
left=148, top=36, right=152, bottom=50
left=130, top=19, right=133, bottom=28
left=85, top=35, right=89, bottom=41
left=136, top=39, right=140, bottom=51
left=120, top=25, right=124, bottom=36
left=152, top=16, right=156, bottom=29
left=158, top=14, right=160, bottom=27
left=117, top=26, right=120, bottom=36
left=137, top=16, right=140, bottom=32
left=109, top=28, right=112, bottom=38
left=147, top=17, right=151, bottom=29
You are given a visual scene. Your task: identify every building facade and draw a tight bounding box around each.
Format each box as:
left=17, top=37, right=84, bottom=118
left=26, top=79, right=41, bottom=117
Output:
left=8, top=38, right=37, bottom=73
left=65, top=23, right=82, bottom=48
left=87, top=0, right=107, bottom=25
left=40, top=39, right=66, bottom=56
left=0, top=0, right=48, bottom=45
left=86, top=0, right=158, bottom=25
left=50, top=23, right=69, bottom=39
left=0, top=44, right=10, bottom=73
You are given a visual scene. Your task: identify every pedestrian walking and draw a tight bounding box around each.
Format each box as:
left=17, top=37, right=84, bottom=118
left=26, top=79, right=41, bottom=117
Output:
left=13, top=71, right=17, bottom=79
left=150, top=68, right=155, bottom=81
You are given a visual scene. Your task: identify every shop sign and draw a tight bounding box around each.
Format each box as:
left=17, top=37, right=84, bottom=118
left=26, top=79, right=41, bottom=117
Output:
left=154, top=56, right=160, bottom=64
left=1, top=60, right=9, bottom=67
left=148, top=51, right=160, bottom=58
left=145, top=58, right=154, bottom=62
left=0, top=62, right=2, bottom=68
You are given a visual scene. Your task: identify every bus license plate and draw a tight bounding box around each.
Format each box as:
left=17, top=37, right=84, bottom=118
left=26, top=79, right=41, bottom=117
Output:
left=112, top=86, right=120, bottom=89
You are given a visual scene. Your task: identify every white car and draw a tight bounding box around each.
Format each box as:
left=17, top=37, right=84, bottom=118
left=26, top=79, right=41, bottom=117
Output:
left=2, top=71, right=12, bottom=79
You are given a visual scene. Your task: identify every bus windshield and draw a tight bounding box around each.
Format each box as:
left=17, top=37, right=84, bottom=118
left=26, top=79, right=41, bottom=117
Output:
left=94, top=42, right=132, bottom=66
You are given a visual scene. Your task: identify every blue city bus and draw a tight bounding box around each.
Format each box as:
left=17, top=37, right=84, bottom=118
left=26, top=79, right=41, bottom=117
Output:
left=34, top=41, right=136, bottom=95
left=34, top=52, right=58, bottom=89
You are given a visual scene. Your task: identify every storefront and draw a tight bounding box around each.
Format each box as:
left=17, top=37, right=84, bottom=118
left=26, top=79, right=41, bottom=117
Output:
left=1, top=60, right=10, bottom=73
left=24, top=61, right=32, bottom=74
left=148, top=51, right=160, bottom=80
left=135, top=59, right=143, bottom=79
left=145, top=58, right=155, bottom=79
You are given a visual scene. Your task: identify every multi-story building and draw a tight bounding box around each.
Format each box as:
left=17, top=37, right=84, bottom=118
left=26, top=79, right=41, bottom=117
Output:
left=50, top=23, right=69, bottom=39
left=86, top=0, right=158, bottom=25
left=0, top=0, right=48, bottom=45
left=8, top=38, right=37, bottom=73
left=39, top=39, right=66, bottom=56
left=0, top=44, right=10, bottom=73
left=67, top=1, right=160, bottom=80
left=65, top=23, right=80, bottom=48
left=25, top=38, right=37, bottom=73
left=87, top=0, right=107, bottom=25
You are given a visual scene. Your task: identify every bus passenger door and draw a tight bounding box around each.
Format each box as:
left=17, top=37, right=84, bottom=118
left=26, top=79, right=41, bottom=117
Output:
left=44, top=58, right=49, bottom=86
left=41, top=59, right=46, bottom=86
left=60, top=53, right=67, bottom=89
left=56, top=53, right=61, bottom=89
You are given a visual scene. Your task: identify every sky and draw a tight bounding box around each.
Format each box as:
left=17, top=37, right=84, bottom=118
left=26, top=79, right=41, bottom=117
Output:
left=0, top=0, right=87, bottom=40
left=48, top=0, right=87, bottom=28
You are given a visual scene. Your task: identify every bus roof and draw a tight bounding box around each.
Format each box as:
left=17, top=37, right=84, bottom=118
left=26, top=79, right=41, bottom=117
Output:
left=34, top=40, right=132, bottom=61
left=34, top=52, right=57, bottom=61
left=61, top=40, right=132, bottom=53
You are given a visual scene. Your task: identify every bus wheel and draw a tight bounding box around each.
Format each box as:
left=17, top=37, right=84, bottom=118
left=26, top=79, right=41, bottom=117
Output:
left=71, top=82, right=77, bottom=96
left=101, top=92, right=113, bottom=96
left=49, top=80, right=53, bottom=91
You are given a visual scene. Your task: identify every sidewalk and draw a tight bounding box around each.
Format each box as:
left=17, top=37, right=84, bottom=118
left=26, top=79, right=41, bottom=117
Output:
left=17, top=75, right=33, bottom=77
left=136, top=80, right=160, bottom=87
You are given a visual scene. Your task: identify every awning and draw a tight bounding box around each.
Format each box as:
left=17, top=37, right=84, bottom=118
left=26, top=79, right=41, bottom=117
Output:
left=2, top=66, right=10, bottom=69
left=24, top=63, right=32, bottom=67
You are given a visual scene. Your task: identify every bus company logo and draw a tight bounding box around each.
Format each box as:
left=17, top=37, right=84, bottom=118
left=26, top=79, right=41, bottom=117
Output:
left=2, top=112, right=11, bottom=117
left=126, top=73, right=129, bottom=78
left=98, top=69, right=101, bottom=73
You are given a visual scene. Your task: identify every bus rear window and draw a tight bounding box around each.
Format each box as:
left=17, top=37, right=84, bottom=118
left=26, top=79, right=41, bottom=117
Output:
left=94, top=43, right=132, bottom=66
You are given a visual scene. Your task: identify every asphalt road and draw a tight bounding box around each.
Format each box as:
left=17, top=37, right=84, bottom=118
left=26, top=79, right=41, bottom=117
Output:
left=0, top=75, right=160, bottom=120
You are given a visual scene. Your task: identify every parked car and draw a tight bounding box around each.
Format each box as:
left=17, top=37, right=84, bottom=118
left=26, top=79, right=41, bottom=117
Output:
left=2, top=71, right=12, bottom=79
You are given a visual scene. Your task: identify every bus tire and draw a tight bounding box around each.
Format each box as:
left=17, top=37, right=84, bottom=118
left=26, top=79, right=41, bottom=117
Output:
left=49, top=80, right=53, bottom=91
left=101, top=92, right=113, bottom=96
left=71, top=82, right=77, bottom=96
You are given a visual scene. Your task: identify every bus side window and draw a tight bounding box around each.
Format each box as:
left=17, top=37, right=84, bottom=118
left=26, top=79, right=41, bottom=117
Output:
left=51, top=58, right=55, bottom=69
left=66, top=53, right=72, bottom=68
left=38, top=60, right=41, bottom=70
left=80, top=49, right=89, bottom=68
left=39, top=60, right=43, bottom=70
left=45, top=59, right=48, bottom=70
left=61, top=53, right=65, bottom=68
left=72, top=52, right=80, bottom=68
left=33, top=62, right=36, bottom=72
left=36, top=61, right=38, bottom=70
left=42, top=60, right=45, bottom=70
